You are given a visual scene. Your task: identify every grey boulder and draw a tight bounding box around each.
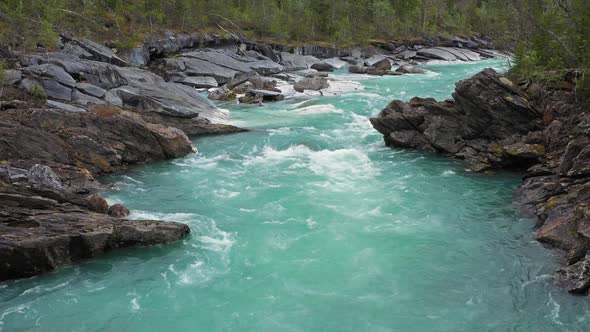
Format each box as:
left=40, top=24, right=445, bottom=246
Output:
left=294, top=76, right=330, bottom=93
left=176, top=76, right=218, bottom=89
left=27, top=164, right=63, bottom=190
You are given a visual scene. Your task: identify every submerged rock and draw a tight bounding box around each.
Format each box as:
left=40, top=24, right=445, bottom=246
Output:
left=108, top=204, right=131, bottom=218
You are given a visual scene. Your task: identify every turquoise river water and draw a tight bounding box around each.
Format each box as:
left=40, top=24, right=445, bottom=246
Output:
left=2, top=60, right=590, bottom=331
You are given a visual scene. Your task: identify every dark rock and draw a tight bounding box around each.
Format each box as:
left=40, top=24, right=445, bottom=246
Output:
left=27, top=164, right=63, bottom=190
left=86, top=193, right=109, bottom=213
left=226, top=71, right=257, bottom=90
left=41, top=80, right=72, bottom=101
left=0, top=107, right=194, bottom=175
left=340, top=56, right=360, bottom=65
left=555, top=254, right=590, bottom=294
left=69, top=38, right=128, bottom=66
left=292, top=45, right=351, bottom=59
left=0, top=208, right=190, bottom=281
left=348, top=65, right=368, bottom=74
left=311, top=62, right=334, bottom=72
left=371, top=69, right=542, bottom=165
left=0, top=192, right=58, bottom=209
left=241, top=89, right=285, bottom=103
left=254, top=44, right=279, bottom=62
left=395, top=65, right=426, bottom=74
left=112, top=81, right=222, bottom=119
left=322, top=57, right=348, bottom=69
left=368, top=57, right=392, bottom=70
left=294, top=76, right=329, bottom=93
left=108, top=204, right=130, bottom=218
left=559, top=138, right=590, bottom=177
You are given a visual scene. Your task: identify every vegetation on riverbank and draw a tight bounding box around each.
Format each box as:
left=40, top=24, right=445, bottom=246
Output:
left=0, top=0, right=587, bottom=99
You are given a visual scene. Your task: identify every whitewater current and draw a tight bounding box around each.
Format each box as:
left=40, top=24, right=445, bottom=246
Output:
left=1, top=60, right=589, bottom=331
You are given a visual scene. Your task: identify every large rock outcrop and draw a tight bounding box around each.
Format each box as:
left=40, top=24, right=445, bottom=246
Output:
left=0, top=179, right=189, bottom=281
left=0, top=106, right=197, bottom=281
left=0, top=107, right=194, bottom=175
left=370, top=68, right=542, bottom=171
left=371, top=68, right=590, bottom=294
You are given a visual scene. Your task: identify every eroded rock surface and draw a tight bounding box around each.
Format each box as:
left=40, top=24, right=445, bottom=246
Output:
left=0, top=107, right=196, bottom=280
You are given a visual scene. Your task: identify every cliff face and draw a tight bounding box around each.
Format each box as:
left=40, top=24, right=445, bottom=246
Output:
left=370, top=68, right=590, bottom=294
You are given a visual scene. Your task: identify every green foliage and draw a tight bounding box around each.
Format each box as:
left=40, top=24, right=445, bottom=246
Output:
left=0, top=62, right=6, bottom=84
left=0, top=0, right=586, bottom=87
left=510, top=0, right=588, bottom=85
left=0, top=0, right=516, bottom=49
left=29, top=84, right=47, bottom=100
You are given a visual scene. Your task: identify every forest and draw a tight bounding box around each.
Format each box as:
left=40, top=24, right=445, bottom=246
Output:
left=0, top=0, right=588, bottom=80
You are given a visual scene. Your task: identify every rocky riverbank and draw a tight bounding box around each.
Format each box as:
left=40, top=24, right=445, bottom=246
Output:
left=2, top=32, right=507, bottom=112
left=0, top=106, right=196, bottom=281
left=370, top=68, right=590, bottom=294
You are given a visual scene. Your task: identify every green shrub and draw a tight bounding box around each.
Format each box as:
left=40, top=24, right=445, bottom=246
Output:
left=0, top=62, right=6, bottom=84
left=30, top=85, right=47, bottom=100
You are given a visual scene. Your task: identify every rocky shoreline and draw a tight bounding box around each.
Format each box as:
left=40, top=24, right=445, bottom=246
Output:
left=0, top=32, right=505, bottom=281
left=0, top=106, right=196, bottom=281
left=370, top=68, right=590, bottom=294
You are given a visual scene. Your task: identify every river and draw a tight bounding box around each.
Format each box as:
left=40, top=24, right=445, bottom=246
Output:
left=1, top=60, right=589, bottom=331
